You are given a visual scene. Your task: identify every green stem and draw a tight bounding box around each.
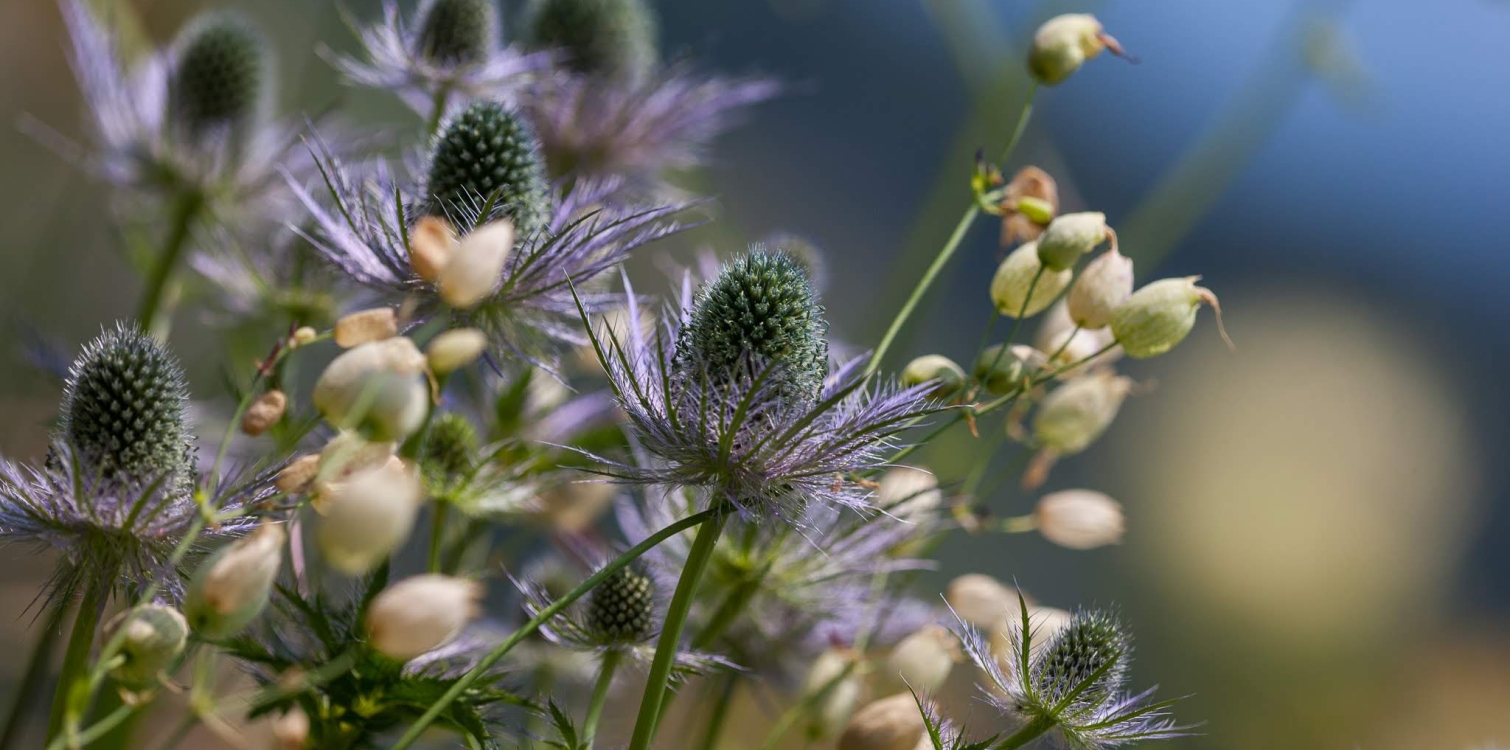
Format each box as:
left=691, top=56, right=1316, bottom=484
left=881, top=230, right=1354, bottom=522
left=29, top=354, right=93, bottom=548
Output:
left=390, top=504, right=730, bottom=750
left=999, top=515, right=1038, bottom=534
left=996, top=82, right=1038, bottom=165
left=135, top=190, right=204, bottom=332
left=755, top=660, right=858, bottom=750
left=582, top=649, right=622, bottom=750
left=44, top=704, right=134, bottom=750
left=996, top=715, right=1056, bottom=750
left=0, top=600, right=67, bottom=748
left=427, top=501, right=449, bottom=573
left=147, top=715, right=197, bottom=750
left=47, top=579, right=108, bottom=743
left=625, top=509, right=731, bottom=750
left=868, top=205, right=979, bottom=377
left=695, top=676, right=738, bottom=750
left=425, top=85, right=452, bottom=137
left=691, top=578, right=760, bottom=651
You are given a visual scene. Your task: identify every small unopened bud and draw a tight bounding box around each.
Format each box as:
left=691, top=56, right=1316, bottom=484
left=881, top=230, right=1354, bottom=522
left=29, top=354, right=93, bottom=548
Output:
left=1067, top=246, right=1133, bottom=330
left=1028, top=13, right=1126, bottom=86
left=439, top=219, right=514, bottom=308
left=291, top=326, right=318, bottom=346
left=274, top=454, right=320, bottom=494
left=272, top=706, right=309, bottom=750
left=1037, top=212, right=1107, bottom=272
left=410, top=215, right=458, bottom=282
left=990, top=241, right=1072, bottom=318
left=425, top=328, right=488, bottom=374
left=883, top=624, right=957, bottom=695
left=316, top=457, right=423, bottom=574
left=973, top=344, right=1045, bottom=395
left=1032, top=371, right=1134, bottom=456
left=900, top=355, right=965, bottom=398
left=185, top=524, right=285, bottom=638
left=801, top=648, right=863, bottom=740
left=240, top=390, right=287, bottom=436
left=1035, top=489, right=1125, bottom=549
left=105, top=604, right=188, bottom=689
left=877, top=466, right=941, bottom=525
left=334, top=307, right=399, bottom=348
left=1000, top=166, right=1059, bottom=247
left=367, top=574, right=482, bottom=660
left=945, top=573, right=1014, bottom=628
left=313, top=338, right=430, bottom=442
left=838, top=693, right=928, bottom=750
left=1110, top=276, right=1233, bottom=358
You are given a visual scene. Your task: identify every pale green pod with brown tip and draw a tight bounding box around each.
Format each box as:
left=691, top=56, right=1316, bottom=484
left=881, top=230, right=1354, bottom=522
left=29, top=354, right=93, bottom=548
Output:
left=900, top=354, right=965, bottom=398
left=991, top=240, right=1072, bottom=318
left=1110, top=276, right=1233, bottom=358
left=105, top=604, right=189, bottom=689
left=1036, top=211, right=1107, bottom=271
left=1028, top=13, right=1121, bottom=86
left=1067, top=246, right=1134, bottom=329
left=1032, top=371, right=1134, bottom=455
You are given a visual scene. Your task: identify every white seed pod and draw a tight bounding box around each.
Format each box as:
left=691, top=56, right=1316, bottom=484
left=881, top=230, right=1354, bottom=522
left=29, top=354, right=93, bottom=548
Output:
left=316, top=457, right=424, bottom=575
left=426, top=328, right=488, bottom=374
left=1036, top=212, right=1107, bottom=272
left=240, top=390, right=287, bottom=436
left=1032, top=371, right=1134, bottom=455
left=1001, top=166, right=1060, bottom=246
left=272, top=706, right=310, bottom=750
left=973, top=344, right=1045, bottom=395
left=801, top=648, right=863, bottom=740
left=334, top=307, right=399, bottom=348
left=990, top=240, right=1072, bottom=319
left=104, top=604, right=189, bottom=689
left=1110, top=276, right=1233, bottom=358
left=945, top=573, right=1015, bottom=628
left=1028, top=14, right=1123, bottom=86
left=1035, top=490, right=1126, bottom=549
left=438, top=219, right=514, bottom=308
left=312, top=338, right=430, bottom=442
left=876, top=466, right=942, bottom=525
left=1034, top=300, right=1122, bottom=378
left=274, top=453, right=321, bottom=494
left=900, top=355, right=966, bottom=398
left=367, top=574, right=483, bottom=660
left=410, top=215, right=458, bottom=282
left=1067, top=246, right=1134, bottom=329
left=839, top=693, right=928, bottom=750
left=884, top=624, right=957, bottom=695
left=185, top=523, right=285, bottom=639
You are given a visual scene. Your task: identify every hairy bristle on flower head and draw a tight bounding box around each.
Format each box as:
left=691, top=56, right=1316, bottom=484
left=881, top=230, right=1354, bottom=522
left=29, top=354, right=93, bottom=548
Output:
left=587, top=566, right=655, bottom=642
left=171, top=15, right=266, bottom=131
left=1035, top=608, right=1130, bottom=706
left=528, top=0, right=658, bottom=80
left=416, top=0, right=497, bottom=65
left=425, top=101, right=551, bottom=234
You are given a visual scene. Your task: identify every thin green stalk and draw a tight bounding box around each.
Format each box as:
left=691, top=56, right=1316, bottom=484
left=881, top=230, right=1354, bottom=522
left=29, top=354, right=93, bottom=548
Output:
left=695, top=676, right=738, bottom=750
left=425, top=85, right=452, bottom=136
left=625, top=509, right=732, bottom=750
left=996, top=715, right=1056, bottom=750
left=391, top=504, right=730, bottom=750
left=47, top=578, right=108, bottom=743
left=44, top=704, right=134, bottom=750
left=147, top=715, right=197, bottom=750
left=427, top=501, right=450, bottom=573
left=136, top=190, right=204, bottom=331
left=582, top=649, right=623, bottom=750
left=868, top=205, right=979, bottom=377
left=754, top=659, right=858, bottom=750
left=996, top=82, right=1038, bottom=165
left=0, top=600, right=68, bottom=748
left=690, top=577, right=760, bottom=651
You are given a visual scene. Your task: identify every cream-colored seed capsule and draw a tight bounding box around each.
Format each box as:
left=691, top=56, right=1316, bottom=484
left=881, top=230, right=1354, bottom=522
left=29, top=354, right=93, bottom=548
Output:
left=973, top=344, right=1046, bottom=395
left=105, top=604, right=189, bottom=689
left=876, top=466, right=942, bottom=524
left=991, top=241, right=1072, bottom=319
left=1110, top=276, right=1233, bottom=358
left=883, top=624, right=957, bottom=694
left=900, top=354, right=966, bottom=398
left=838, top=693, right=928, bottom=750
left=240, top=390, right=288, bottom=436
left=1001, top=166, right=1059, bottom=246
left=272, top=706, right=310, bottom=750
left=316, top=457, right=424, bottom=575
left=334, top=307, right=399, bottom=348
left=274, top=453, right=321, bottom=494
left=184, top=524, right=285, bottom=638
left=1036, top=212, right=1107, bottom=272
left=1035, top=300, right=1122, bottom=378
left=801, top=648, right=863, bottom=740
left=1035, top=489, right=1126, bottom=549
left=410, top=215, right=458, bottom=282
left=291, top=326, right=318, bottom=347
left=368, top=574, right=483, bottom=660
left=439, top=219, right=514, bottom=308
left=1032, top=371, right=1134, bottom=455
left=1067, top=246, right=1134, bottom=329
left=1028, top=13, right=1124, bottom=86
left=946, top=573, right=1015, bottom=628
left=312, top=338, right=430, bottom=442
left=426, top=328, right=488, bottom=374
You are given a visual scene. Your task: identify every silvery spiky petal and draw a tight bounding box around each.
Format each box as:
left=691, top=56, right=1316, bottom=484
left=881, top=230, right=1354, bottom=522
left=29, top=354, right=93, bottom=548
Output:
left=955, top=597, right=1194, bottom=749
left=330, top=0, right=551, bottom=116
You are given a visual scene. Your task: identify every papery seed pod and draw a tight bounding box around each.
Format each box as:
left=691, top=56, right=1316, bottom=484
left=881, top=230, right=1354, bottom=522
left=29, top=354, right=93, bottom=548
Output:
left=1067, top=246, right=1133, bottom=329
left=1035, top=489, right=1125, bottom=550
left=185, top=524, right=285, bottom=638
left=586, top=566, right=655, bottom=642
left=1028, top=13, right=1125, bottom=86
left=274, top=454, right=321, bottom=494
left=313, top=432, right=398, bottom=505
left=312, top=338, right=430, bottom=442
left=316, top=457, right=424, bottom=575
left=426, top=101, right=550, bottom=233
left=900, top=355, right=965, bottom=399
left=426, top=328, right=488, bottom=373
left=528, top=0, right=659, bottom=80
left=973, top=344, right=1045, bottom=396
left=60, top=323, right=192, bottom=482
left=1001, top=166, right=1059, bottom=247
left=884, top=624, right=957, bottom=694
left=272, top=706, right=310, bottom=750
left=170, top=14, right=267, bottom=131
left=105, top=604, right=189, bottom=689
left=534, top=480, right=616, bottom=532
left=1032, top=371, right=1134, bottom=456
left=416, top=0, right=498, bottom=65
left=1035, top=300, right=1121, bottom=377
left=368, top=574, right=483, bottom=660
left=410, top=216, right=458, bottom=282
left=240, top=390, right=287, bottom=436
left=1036, top=212, right=1107, bottom=272
left=1034, top=609, right=1130, bottom=704
left=876, top=466, right=942, bottom=525
left=1110, top=276, right=1233, bottom=358
left=802, top=648, right=863, bottom=740
left=838, top=693, right=928, bottom=750
left=438, top=219, right=515, bottom=308
left=946, top=573, right=1015, bottom=628
left=334, top=308, right=399, bottom=348
left=990, top=241, right=1072, bottom=318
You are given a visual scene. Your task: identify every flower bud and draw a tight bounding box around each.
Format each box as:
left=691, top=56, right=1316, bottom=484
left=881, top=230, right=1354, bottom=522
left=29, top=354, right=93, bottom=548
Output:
left=1034, top=300, right=1121, bottom=378
left=240, top=390, right=287, bottom=436
left=1028, top=14, right=1125, bottom=86
left=292, top=326, right=318, bottom=346
left=900, top=355, right=965, bottom=399
left=528, top=0, right=659, bottom=80
left=990, top=241, right=1071, bottom=318
left=367, top=574, right=482, bottom=660
left=334, top=307, right=399, bottom=348
left=61, top=323, right=191, bottom=483
left=316, top=457, right=423, bottom=575
left=945, top=573, right=1014, bottom=628
left=274, top=454, right=320, bottom=494
left=1110, top=276, right=1233, bottom=358
left=838, top=693, right=927, bottom=750
left=973, top=344, right=1045, bottom=396
left=416, top=0, right=497, bottom=65
left=883, top=624, right=957, bottom=694
left=1033, top=609, right=1129, bottom=703
left=439, top=219, right=514, bottom=308
left=1032, top=371, right=1133, bottom=456
left=586, top=566, right=655, bottom=642
left=1000, top=166, right=1059, bottom=247
left=876, top=466, right=941, bottom=525
left=1035, top=490, right=1125, bottom=549
left=1067, top=246, right=1133, bottom=329
left=426, top=101, right=549, bottom=232
left=425, top=328, right=488, bottom=374
left=171, top=15, right=267, bottom=131
left=185, top=523, right=285, bottom=638
left=801, top=648, right=862, bottom=740
left=410, top=216, right=458, bottom=282
left=312, top=338, right=430, bottom=442
left=272, top=706, right=310, bottom=750
left=104, top=604, right=188, bottom=689
left=1036, top=212, right=1107, bottom=272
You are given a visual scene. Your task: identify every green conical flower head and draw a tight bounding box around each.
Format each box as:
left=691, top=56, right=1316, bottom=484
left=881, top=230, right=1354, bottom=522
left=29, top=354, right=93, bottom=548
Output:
left=528, top=0, right=658, bottom=79
left=60, top=324, right=192, bottom=481
left=587, top=567, right=654, bottom=642
left=425, top=101, right=551, bottom=234
left=1035, top=609, right=1129, bottom=704
left=171, top=16, right=266, bottom=131
left=674, top=251, right=829, bottom=405
left=422, top=412, right=479, bottom=483
left=416, top=0, right=497, bottom=65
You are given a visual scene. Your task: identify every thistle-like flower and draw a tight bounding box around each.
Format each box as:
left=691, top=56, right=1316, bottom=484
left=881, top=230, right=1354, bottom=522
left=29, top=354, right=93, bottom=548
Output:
left=956, top=596, right=1192, bottom=749
left=423, top=101, right=553, bottom=233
